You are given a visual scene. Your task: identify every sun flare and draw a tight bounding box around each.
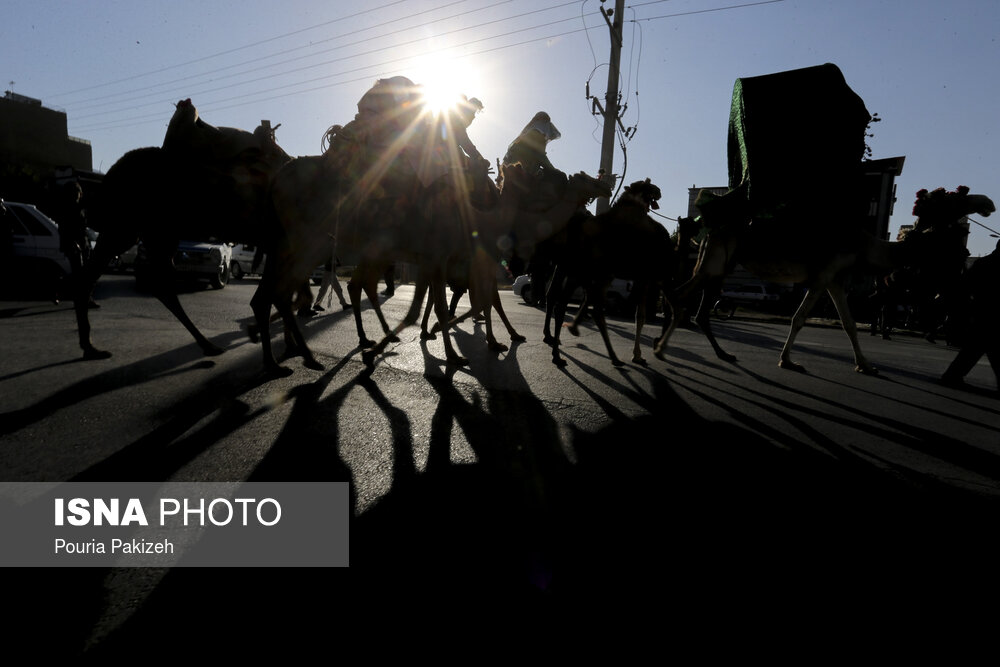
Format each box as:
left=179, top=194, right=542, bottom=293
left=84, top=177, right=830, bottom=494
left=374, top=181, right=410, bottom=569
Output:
left=420, top=79, right=464, bottom=117
left=411, top=60, right=479, bottom=117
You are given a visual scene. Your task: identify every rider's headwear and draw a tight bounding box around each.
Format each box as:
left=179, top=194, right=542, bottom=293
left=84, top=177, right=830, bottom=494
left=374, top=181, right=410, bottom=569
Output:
left=520, top=111, right=561, bottom=142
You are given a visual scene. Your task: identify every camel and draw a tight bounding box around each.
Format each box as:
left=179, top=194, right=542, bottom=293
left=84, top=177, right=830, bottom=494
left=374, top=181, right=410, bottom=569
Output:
left=415, top=164, right=614, bottom=353
left=253, top=152, right=609, bottom=375
left=73, top=100, right=291, bottom=360
left=353, top=164, right=610, bottom=366
left=539, top=179, right=699, bottom=367
left=655, top=185, right=996, bottom=374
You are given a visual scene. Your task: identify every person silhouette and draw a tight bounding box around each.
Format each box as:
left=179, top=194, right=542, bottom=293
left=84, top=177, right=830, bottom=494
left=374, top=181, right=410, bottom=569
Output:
left=940, top=239, right=1000, bottom=391
left=53, top=181, right=98, bottom=308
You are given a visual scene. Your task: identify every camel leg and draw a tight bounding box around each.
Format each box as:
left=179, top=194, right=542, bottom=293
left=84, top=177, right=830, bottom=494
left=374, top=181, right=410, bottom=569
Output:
left=587, top=290, right=624, bottom=367
left=348, top=270, right=378, bottom=349
left=493, top=285, right=525, bottom=343
left=549, top=279, right=573, bottom=367
left=145, top=257, right=224, bottom=356
left=655, top=272, right=705, bottom=360
left=250, top=274, right=289, bottom=377
left=542, top=265, right=566, bottom=345
left=430, top=271, right=469, bottom=365
left=279, top=282, right=324, bottom=371
left=420, top=290, right=436, bottom=340
left=827, top=282, right=877, bottom=375
left=468, top=258, right=507, bottom=352
left=632, top=286, right=649, bottom=366
left=349, top=264, right=399, bottom=348
left=361, top=272, right=432, bottom=366
left=567, top=291, right=589, bottom=338
left=778, top=286, right=830, bottom=373
left=694, top=278, right=737, bottom=363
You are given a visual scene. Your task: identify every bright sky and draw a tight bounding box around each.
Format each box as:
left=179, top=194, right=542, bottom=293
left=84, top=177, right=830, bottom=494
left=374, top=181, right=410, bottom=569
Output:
left=3, top=0, right=999, bottom=256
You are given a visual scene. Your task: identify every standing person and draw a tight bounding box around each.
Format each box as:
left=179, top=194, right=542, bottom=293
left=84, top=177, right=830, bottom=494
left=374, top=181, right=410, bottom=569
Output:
left=313, top=255, right=349, bottom=312
left=940, top=239, right=1000, bottom=391
left=53, top=181, right=98, bottom=308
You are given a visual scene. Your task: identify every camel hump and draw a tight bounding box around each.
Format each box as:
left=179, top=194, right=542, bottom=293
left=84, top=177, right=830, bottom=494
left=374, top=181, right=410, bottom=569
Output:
left=163, top=99, right=287, bottom=167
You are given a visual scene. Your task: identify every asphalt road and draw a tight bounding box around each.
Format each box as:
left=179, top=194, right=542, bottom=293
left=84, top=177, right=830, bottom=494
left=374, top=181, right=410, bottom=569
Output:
left=2, top=275, right=999, bottom=655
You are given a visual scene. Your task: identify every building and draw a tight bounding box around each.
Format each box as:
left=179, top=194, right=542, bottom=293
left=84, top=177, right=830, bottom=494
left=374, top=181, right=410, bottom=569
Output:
left=0, top=90, right=99, bottom=209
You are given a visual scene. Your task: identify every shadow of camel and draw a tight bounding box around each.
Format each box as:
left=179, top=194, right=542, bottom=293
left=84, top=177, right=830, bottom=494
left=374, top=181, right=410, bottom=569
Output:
left=8, top=320, right=1000, bottom=658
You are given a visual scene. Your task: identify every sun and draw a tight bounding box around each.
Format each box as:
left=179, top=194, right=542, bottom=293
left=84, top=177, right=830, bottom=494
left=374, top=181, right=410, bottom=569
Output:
left=411, top=60, right=478, bottom=117
left=419, top=79, right=464, bottom=117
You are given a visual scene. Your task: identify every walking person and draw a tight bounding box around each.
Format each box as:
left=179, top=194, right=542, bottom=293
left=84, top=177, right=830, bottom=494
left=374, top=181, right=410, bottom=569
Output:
left=940, top=239, right=1000, bottom=392
left=313, top=255, right=349, bottom=312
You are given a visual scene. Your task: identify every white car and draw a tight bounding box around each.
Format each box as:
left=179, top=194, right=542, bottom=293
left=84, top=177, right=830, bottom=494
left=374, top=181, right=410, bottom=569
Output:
left=228, top=243, right=263, bottom=280
left=135, top=239, right=232, bottom=290
left=720, top=282, right=782, bottom=304
left=4, top=200, right=71, bottom=279
left=512, top=274, right=634, bottom=315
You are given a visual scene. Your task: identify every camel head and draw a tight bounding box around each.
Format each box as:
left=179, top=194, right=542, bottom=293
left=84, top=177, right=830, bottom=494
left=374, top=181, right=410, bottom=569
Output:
left=676, top=215, right=702, bottom=242
left=693, top=182, right=751, bottom=229
left=912, top=186, right=995, bottom=233
left=171, top=98, right=198, bottom=124
left=621, top=177, right=662, bottom=212
left=567, top=171, right=612, bottom=204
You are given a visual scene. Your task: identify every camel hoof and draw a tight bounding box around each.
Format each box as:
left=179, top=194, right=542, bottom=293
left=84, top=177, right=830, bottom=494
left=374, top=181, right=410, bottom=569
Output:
left=543, top=334, right=555, bottom=346
left=265, top=364, right=294, bottom=379
left=420, top=331, right=436, bottom=341
left=247, top=327, right=260, bottom=344
left=510, top=334, right=527, bottom=343
left=566, top=324, right=580, bottom=337
left=362, top=350, right=377, bottom=366
left=359, top=338, right=376, bottom=349
left=856, top=364, right=879, bottom=376
left=201, top=343, right=226, bottom=357
left=82, top=347, right=113, bottom=361
left=340, top=302, right=350, bottom=310
left=388, top=334, right=401, bottom=343
left=611, top=358, right=625, bottom=367
left=632, top=356, right=647, bottom=366
left=304, top=357, right=325, bottom=371
left=778, top=360, right=806, bottom=373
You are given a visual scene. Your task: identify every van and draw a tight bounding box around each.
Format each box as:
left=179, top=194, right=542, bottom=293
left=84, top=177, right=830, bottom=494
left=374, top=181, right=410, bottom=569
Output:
left=229, top=243, right=263, bottom=279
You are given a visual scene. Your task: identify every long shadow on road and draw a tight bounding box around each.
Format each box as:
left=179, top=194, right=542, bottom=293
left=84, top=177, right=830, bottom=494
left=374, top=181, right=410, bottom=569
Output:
left=9, top=323, right=1000, bottom=657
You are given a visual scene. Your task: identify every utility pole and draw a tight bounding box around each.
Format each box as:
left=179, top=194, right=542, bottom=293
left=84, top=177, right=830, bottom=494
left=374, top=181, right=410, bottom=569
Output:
left=594, top=0, right=625, bottom=214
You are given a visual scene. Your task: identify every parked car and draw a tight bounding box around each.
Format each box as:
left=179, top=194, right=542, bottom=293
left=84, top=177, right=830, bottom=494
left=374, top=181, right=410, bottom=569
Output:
left=228, top=243, right=263, bottom=280
left=109, top=244, right=139, bottom=273
left=4, top=201, right=71, bottom=297
left=134, top=240, right=231, bottom=290
left=512, top=274, right=634, bottom=315
left=713, top=281, right=783, bottom=319
left=720, top=282, right=783, bottom=304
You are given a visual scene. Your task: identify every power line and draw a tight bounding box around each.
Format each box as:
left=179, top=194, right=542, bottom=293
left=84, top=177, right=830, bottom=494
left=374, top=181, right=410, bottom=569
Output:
left=60, top=1, right=510, bottom=109
left=46, top=0, right=414, bottom=99
left=65, top=1, right=583, bottom=122
left=630, top=0, right=786, bottom=22
left=72, top=21, right=603, bottom=133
